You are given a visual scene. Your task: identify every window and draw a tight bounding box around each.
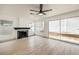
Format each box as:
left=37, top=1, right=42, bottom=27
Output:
left=49, top=17, right=79, bottom=43
left=0, top=20, right=13, bottom=35
left=34, top=21, right=44, bottom=35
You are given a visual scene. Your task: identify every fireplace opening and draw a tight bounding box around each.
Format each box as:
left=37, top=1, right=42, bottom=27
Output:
left=17, top=31, right=28, bottom=39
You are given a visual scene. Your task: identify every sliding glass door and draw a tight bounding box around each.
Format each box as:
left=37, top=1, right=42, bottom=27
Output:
left=61, top=17, right=79, bottom=43
left=49, top=17, right=79, bottom=43
left=49, top=20, right=61, bottom=39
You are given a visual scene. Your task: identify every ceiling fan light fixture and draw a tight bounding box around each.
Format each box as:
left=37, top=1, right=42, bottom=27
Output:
left=38, top=13, right=43, bottom=15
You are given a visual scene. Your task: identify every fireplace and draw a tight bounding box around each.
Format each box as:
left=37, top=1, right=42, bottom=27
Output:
left=14, top=27, right=30, bottom=39
left=17, top=31, right=28, bottom=39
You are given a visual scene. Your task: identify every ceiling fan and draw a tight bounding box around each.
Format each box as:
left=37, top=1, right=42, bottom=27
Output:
left=30, top=4, right=52, bottom=15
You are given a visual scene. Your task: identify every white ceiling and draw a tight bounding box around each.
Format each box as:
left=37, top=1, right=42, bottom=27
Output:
left=0, top=4, right=79, bottom=20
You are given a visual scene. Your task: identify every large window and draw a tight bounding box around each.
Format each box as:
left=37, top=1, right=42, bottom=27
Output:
left=0, top=20, right=16, bottom=42
left=0, top=20, right=13, bottom=35
left=49, top=17, right=79, bottom=43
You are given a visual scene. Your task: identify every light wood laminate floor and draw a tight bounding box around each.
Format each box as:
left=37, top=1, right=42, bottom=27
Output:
left=0, top=36, right=79, bottom=55
left=49, top=32, right=79, bottom=43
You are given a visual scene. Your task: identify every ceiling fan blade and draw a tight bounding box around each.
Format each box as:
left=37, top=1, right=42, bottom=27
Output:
left=42, top=12, right=46, bottom=15
left=43, top=9, right=52, bottom=12
left=30, top=9, right=39, bottom=12
left=30, top=13, right=35, bottom=15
